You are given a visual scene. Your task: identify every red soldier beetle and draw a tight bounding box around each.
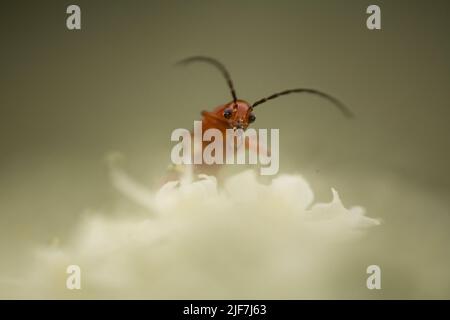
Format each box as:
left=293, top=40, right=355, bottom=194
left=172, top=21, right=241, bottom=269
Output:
left=171, top=56, right=353, bottom=177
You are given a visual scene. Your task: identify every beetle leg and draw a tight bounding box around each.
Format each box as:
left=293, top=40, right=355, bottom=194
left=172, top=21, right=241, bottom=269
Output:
left=244, top=134, right=271, bottom=157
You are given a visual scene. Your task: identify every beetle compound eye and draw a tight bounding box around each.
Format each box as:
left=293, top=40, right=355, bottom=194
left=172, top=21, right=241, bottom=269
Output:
left=248, top=113, right=256, bottom=123
left=223, top=109, right=233, bottom=119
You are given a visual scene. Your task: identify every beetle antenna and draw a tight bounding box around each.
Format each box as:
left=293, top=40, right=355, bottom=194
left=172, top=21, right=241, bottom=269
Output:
left=177, top=56, right=238, bottom=104
left=252, top=88, right=353, bottom=118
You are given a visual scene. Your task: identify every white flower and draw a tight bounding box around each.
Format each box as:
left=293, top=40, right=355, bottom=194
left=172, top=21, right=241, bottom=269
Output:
left=8, top=163, right=379, bottom=299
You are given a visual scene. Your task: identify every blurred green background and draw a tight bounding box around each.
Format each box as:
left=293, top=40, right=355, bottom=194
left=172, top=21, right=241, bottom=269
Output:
left=0, top=0, right=449, bottom=298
